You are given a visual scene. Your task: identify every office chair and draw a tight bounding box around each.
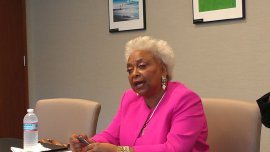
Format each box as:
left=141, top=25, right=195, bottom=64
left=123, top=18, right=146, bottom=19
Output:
left=35, top=98, right=101, bottom=144
left=202, top=98, right=262, bottom=152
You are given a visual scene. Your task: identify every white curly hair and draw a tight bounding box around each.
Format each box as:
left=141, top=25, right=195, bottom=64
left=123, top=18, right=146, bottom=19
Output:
left=125, top=36, right=175, bottom=80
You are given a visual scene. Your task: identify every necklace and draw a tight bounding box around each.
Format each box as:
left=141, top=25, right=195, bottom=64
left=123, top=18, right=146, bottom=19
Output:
left=140, top=91, right=166, bottom=136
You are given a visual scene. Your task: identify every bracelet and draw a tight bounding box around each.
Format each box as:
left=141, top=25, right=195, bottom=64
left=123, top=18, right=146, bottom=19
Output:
left=117, top=146, right=130, bottom=152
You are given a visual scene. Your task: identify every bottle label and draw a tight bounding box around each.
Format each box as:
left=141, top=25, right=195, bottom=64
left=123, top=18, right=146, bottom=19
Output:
left=24, top=122, right=38, bottom=131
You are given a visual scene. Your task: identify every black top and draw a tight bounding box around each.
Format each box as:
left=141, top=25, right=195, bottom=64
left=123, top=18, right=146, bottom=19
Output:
left=0, top=138, right=22, bottom=152
left=256, top=92, right=270, bottom=128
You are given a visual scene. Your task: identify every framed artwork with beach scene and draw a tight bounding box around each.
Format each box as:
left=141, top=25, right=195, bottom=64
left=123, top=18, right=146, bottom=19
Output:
left=109, top=0, right=146, bottom=32
left=192, top=0, right=245, bottom=24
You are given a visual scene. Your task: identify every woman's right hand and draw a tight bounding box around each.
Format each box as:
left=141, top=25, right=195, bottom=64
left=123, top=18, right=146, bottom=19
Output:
left=69, top=134, right=93, bottom=152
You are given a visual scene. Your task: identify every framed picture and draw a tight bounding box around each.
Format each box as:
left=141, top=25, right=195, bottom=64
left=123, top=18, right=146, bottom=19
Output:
left=109, top=0, right=146, bottom=32
left=192, top=0, right=245, bottom=24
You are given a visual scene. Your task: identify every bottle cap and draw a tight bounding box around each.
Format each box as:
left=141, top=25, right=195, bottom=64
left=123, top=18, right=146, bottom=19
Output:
left=27, top=109, right=34, bottom=113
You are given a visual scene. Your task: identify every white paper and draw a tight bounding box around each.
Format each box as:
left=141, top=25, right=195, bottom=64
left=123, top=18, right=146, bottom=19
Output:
left=11, top=143, right=50, bottom=152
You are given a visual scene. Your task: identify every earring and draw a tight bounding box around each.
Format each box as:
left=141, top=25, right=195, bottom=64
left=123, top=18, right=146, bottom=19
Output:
left=161, top=76, right=167, bottom=90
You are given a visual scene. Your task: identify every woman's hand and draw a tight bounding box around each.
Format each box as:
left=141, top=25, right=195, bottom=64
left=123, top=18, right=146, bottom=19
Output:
left=69, top=134, right=94, bottom=152
left=85, top=143, right=117, bottom=152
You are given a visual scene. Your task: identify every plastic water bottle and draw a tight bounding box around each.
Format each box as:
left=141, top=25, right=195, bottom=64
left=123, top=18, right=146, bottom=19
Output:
left=23, top=108, right=38, bottom=151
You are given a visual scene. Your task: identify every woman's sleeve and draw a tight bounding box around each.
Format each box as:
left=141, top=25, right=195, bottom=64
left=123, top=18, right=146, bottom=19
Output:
left=133, top=92, right=208, bottom=152
left=91, top=92, right=127, bottom=144
left=256, top=92, right=270, bottom=128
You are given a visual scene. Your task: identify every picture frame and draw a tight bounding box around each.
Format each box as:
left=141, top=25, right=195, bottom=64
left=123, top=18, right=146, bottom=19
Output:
left=109, top=0, right=146, bottom=32
left=192, top=0, right=245, bottom=24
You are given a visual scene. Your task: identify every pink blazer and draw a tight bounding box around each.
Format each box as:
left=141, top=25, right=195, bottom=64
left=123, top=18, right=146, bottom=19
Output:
left=92, top=81, right=209, bottom=152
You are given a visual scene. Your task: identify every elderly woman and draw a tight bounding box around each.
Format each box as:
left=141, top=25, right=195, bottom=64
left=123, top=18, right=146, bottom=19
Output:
left=70, top=36, right=209, bottom=152
left=257, top=92, right=270, bottom=128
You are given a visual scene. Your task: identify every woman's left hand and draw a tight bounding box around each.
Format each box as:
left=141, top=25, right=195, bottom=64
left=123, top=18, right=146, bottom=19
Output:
left=85, top=143, right=117, bottom=152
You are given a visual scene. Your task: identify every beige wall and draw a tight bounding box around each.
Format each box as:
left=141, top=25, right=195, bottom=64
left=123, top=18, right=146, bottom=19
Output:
left=26, top=0, right=270, bottom=151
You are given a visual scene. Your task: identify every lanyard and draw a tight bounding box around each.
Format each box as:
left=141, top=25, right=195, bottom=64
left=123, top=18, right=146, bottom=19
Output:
left=141, top=91, right=166, bottom=136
